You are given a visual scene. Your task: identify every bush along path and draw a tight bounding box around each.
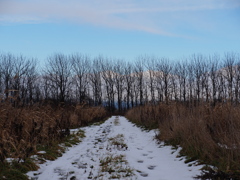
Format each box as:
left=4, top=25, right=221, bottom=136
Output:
left=27, top=116, right=203, bottom=180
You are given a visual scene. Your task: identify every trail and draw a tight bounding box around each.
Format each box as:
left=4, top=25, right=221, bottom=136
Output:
left=27, top=116, right=202, bottom=180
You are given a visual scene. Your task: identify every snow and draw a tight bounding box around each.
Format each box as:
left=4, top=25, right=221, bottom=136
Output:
left=37, top=151, right=46, bottom=154
left=27, top=116, right=203, bottom=180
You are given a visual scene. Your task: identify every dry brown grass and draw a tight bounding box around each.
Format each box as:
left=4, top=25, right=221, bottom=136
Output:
left=126, top=102, right=240, bottom=176
left=0, top=102, right=107, bottom=163
left=74, top=105, right=107, bottom=126
left=125, top=104, right=160, bottom=129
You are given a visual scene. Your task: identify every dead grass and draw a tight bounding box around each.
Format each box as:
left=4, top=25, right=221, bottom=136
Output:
left=126, top=102, right=240, bottom=178
left=0, top=101, right=107, bottom=179
left=97, top=153, right=134, bottom=179
left=125, top=104, right=159, bottom=129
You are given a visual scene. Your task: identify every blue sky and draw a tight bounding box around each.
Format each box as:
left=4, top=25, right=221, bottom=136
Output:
left=0, top=0, right=240, bottom=63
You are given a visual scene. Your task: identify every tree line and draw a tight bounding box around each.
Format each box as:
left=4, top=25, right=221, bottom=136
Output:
left=0, top=52, right=239, bottom=111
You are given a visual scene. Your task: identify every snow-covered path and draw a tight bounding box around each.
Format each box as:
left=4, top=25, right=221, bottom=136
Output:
left=27, top=116, right=202, bottom=180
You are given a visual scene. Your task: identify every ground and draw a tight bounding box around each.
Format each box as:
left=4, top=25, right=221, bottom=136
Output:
left=27, top=116, right=203, bottom=180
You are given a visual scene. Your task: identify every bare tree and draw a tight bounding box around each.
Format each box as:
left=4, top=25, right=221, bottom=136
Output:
left=156, top=58, right=172, bottom=104
left=172, top=63, right=179, bottom=101
left=12, top=57, right=38, bottom=106
left=70, top=53, right=90, bottom=103
left=124, top=62, right=135, bottom=109
left=134, top=57, right=145, bottom=105
left=175, top=60, right=188, bottom=103
left=0, top=54, right=3, bottom=98
left=113, top=60, right=125, bottom=111
left=191, top=54, right=206, bottom=104
left=145, top=56, right=157, bottom=104
left=208, top=54, right=221, bottom=105
left=1, top=53, right=15, bottom=99
left=20, top=58, right=38, bottom=104
left=101, top=58, right=115, bottom=111
left=223, top=53, right=236, bottom=103
left=89, top=57, right=103, bottom=106
left=217, top=69, right=226, bottom=101
left=44, top=54, right=72, bottom=103
left=198, top=58, right=210, bottom=103
left=235, top=55, right=240, bottom=104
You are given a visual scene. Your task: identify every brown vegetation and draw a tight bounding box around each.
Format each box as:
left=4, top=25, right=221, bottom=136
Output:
left=0, top=102, right=107, bottom=163
left=126, top=102, right=240, bottom=178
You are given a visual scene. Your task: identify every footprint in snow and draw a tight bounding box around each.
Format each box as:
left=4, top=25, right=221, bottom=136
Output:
left=137, top=160, right=144, bottom=163
left=148, top=165, right=156, bottom=170
left=142, top=153, right=148, bottom=156
left=140, top=172, right=148, bottom=177
left=54, top=168, right=67, bottom=177
left=137, top=170, right=148, bottom=177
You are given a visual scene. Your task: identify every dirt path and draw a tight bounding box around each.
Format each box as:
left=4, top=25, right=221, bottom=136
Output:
left=27, top=116, right=202, bottom=180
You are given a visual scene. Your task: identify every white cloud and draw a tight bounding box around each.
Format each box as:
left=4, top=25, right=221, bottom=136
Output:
left=0, top=0, right=239, bottom=36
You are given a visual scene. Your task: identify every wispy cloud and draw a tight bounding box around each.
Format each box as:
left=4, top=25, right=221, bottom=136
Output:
left=1, top=0, right=239, bottom=36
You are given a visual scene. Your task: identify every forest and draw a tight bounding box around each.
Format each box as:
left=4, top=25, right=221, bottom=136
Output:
left=1, top=52, right=240, bottom=179
left=1, top=52, right=240, bottom=108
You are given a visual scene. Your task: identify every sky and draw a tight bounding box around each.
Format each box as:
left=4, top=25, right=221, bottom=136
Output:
left=0, top=0, right=240, bottom=63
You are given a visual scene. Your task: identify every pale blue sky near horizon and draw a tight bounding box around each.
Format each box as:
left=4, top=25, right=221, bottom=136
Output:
left=0, top=0, right=240, bottom=64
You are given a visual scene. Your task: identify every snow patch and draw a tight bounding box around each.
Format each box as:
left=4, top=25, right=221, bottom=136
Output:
left=27, top=116, right=203, bottom=180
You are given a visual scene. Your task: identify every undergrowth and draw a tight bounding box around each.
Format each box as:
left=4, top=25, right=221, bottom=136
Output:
left=0, top=129, right=86, bottom=180
left=125, top=105, right=159, bottom=130
left=126, top=102, right=240, bottom=179
left=0, top=102, right=107, bottom=180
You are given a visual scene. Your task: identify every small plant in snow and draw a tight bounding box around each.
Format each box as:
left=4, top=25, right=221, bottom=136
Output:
left=114, top=116, right=120, bottom=126
left=108, top=134, right=128, bottom=150
left=98, top=154, right=135, bottom=179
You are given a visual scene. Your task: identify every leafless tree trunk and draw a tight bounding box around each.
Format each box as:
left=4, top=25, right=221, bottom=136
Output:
left=235, top=56, right=240, bottom=104
left=156, top=58, right=172, bottom=104
left=1, top=53, right=15, bottom=99
left=134, top=57, right=145, bottom=106
left=223, top=53, right=236, bottom=103
left=0, top=56, right=2, bottom=97
left=20, top=59, right=38, bottom=105
left=124, top=62, right=134, bottom=109
left=70, top=53, right=90, bottom=103
left=172, top=63, right=179, bottom=101
left=101, top=58, right=115, bottom=111
left=209, top=54, right=221, bottom=105
left=175, top=60, right=188, bottom=103
left=113, top=60, right=125, bottom=111
left=145, top=56, right=157, bottom=104
left=191, top=54, right=206, bottom=105
left=89, top=57, right=103, bottom=106
left=44, top=54, right=72, bottom=103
